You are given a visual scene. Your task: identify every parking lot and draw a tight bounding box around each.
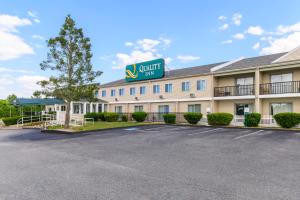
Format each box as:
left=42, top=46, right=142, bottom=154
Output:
left=0, top=125, right=300, bottom=200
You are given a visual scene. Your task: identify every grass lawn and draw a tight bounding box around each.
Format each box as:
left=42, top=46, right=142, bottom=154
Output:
left=47, top=121, right=157, bottom=132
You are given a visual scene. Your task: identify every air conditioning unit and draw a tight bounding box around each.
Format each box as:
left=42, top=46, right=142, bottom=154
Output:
left=135, top=97, right=139, bottom=100
left=115, top=98, right=118, bottom=102
left=159, top=95, right=164, bottom=99
left=190, top=93, right=196, bottom=98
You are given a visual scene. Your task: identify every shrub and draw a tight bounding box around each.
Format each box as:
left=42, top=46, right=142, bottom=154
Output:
left=104, top=112, right=119, bottom=122
left=132, top=112, right=147, bottom=122
left=163, top=114, right=176, bottom=124
left=84, top=112, right=100, bottom=121
left=207, top=112, right=233, bottom=126
left=2, top=116, right=21, bottom=126
left=121, top=115, right=128, bottom=122
left=184, top=112, right=203, bottom=125
left=273, top=112, right=300, bottom=128
left=244, top=113, right=261, bottom=127
left=98, top=113, right=105, bottom=121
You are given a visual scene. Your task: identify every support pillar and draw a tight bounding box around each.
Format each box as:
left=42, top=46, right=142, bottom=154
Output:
left=255, top=67, right=262, bottom=113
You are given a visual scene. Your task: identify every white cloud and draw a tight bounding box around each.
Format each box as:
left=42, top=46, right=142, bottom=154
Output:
left=276, top=22, right=300, bottom=35
left=218, top=15, right=227, bottom=20
left=136, top=38, right=161, bottom=52
left=27, top=11, right=40, bottom=24
left=233, top=33, right=245, bottom=40
left=247, top=26, right=264, bottom=36
left=252, top=42, right=260, bottom=50
left=0, top=67, right=34, bottom=74
left=219, top=23, right=229, bottom=31
left=125, top=42, right=134, bottom=47
left=32, top=34, right=44, bottom=40
left=260, top=32, right=300, bottom=55
left=177, top=55, right=200, bottom=63
left=0, top=14, right=34, bottom=60
left=232, top=13, right=242, bottom=26
left=221, top=40, right=233, bottom=44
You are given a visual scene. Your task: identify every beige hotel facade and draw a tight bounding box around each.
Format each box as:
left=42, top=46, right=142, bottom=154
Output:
left=97, top=47, right=300, bottom=125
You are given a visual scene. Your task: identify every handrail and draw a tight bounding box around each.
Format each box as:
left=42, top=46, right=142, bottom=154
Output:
left=214, top=84, right=255, bottom=97
left=17, top=114, right=56, bottom=127
left=260, top=81, right=300, bottom=95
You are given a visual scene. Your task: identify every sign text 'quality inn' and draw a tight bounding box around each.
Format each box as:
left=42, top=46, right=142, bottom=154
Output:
left=125, top=58, right=165, bottom=82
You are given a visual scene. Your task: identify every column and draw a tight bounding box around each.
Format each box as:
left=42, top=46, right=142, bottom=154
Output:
left=96, top=103, right=99, bottom=113
left=255, top=67, right=261, bottom=113
left=83, top=102, right=86, bottom=114
left=70, top=102, right=73, bottom=114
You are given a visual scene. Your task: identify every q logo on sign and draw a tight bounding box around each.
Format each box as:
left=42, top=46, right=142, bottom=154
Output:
left=126, top=64, right=138, bottom=79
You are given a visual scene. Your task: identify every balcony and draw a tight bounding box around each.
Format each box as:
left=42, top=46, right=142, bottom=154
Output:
left=214, top=84, right=255, bottom=97
left=260, top=81, right=300, bottom=95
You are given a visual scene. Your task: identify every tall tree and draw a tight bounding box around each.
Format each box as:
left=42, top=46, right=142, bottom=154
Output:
left=38, top=15, right=102, bottom=128
left=6, top=94, right=17, bottom=104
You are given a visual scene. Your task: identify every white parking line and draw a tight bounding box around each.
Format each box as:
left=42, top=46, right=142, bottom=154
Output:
left=233, top=130, right=264, bottom=140
left=188, top=128, right=223, bottom=136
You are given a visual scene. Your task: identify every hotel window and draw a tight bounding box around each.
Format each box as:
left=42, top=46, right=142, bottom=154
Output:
left=165, top=83, right=173, bottom=93
left=101, top=90, right=106, bottom=97
left=270, top=103, right=292, bottom=115
left=104, top=104, right=108, bottom=112
left=73, top=103, right=83, bottom=114
left=61, top=105, right=66, bottom=111
left=182, top=81, right=190, bottom=92
left=140, top=86, right=146, bottom=95
left=119, top=88, right=124, bottom=96
left=188, top=104, right=201, bottom=113
left=115, top=106, right=123, bottom=113
left=235, top=104, right=253, bottom=116
left=86, top=103, right=90, bottom=113
left=134, top=105, right=144, bottom=112
left=111, top=89, right=116, bottom=97
left=271, top=73, right=293, bottom=93
left=153, top=85, right=160, bottom=94
left=130, top=87, right=136, bottom=96
left=94, top=90, right=99, bottom=98
left=197, top=80, right=206, bottom=91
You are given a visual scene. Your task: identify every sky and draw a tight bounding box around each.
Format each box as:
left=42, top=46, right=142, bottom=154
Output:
left=1, top=0, right=300, bottom=99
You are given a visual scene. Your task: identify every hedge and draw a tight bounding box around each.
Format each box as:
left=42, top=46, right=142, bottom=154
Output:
left=132, top=112, right=147, bottom=122
left=84, top=112, right=100, bottom=121
left=121, top=115, right=128, bottom=122
left=273, top=112, right=300, bottom=128
left=103, top=112, right=119, bottom=122
left=163, top=114, right=176, bottom=124
left=2, top=116, right=21, bottom=126
left=184, top=112, right=203, bottom=125
left=244, top=113, right=261, bottom=127
left=207, top=112, right=233, bottom=126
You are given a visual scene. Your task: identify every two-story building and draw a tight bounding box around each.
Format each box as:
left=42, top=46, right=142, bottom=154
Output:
left=98, top=46, right=300, bottom=125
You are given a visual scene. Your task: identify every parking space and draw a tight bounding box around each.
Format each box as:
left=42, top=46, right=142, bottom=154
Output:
left=0, top=125, right=300, bottom=200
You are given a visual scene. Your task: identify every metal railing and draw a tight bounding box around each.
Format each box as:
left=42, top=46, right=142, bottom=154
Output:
left=17, top=114, right=56, bottom=127
left=214, top=84, right=255, bottom=97
left=260, top=81, right=300, bottom=95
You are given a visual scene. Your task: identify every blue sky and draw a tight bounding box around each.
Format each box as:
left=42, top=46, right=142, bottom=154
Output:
left=1, top=0, right=300, bottom=98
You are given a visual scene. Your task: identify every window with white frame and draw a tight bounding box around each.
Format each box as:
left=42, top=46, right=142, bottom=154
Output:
left=140, top=86, right=146, bottom=95
left=119, top=88, right=124, bottom=96
left=130, top=87, right=136, bottom=96
left=86, top=103, right=90, bottom=113
left=61, top=105, right=66, bottom=111
left=153, top=85, right=160, bottom=94
left=188, top=104, right=201, bottom=113
left=165, top=83, right=172, bottom=93
left=270, top=103, right=292, bottom=115
left=134, top=105, right=144, bottom=112
left=182, top=81, right=190, bottom=91
left=115, top=106, right=123, bottom=113
left=102, top=90, right=106, bottom=97
left=197, top=80, right=206, bottom=91
left=111, top=89, right=116, bottom=97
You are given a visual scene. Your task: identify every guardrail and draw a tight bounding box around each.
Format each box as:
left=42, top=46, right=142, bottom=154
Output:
left=214, top=84, right=255, bottom=97
left=17, top=114, right=56, bottom=127
left=260, top=81, right=300, bottom=95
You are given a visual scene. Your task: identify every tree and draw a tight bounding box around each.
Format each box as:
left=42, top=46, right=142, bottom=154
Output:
left=6, top=94, right=17, bottom=104
left=32, top=91, right=42, bottom=98
left=38, top=15, right=102, bottom=128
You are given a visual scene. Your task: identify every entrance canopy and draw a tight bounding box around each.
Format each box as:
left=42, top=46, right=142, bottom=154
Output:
left=13, top=98, right=65, bottom=106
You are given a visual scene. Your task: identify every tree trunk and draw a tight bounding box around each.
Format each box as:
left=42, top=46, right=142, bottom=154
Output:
left=64, top=101, right=71, bottom=129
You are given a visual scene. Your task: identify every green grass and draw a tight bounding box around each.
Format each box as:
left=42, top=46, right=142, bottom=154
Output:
left=48, top=121, right=156, bottom=132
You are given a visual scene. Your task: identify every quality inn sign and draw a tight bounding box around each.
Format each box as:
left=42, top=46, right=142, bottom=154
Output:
left=125, top=58, right=165, bottom=82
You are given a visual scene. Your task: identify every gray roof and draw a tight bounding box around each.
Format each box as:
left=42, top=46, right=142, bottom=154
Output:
left=13, top=98, right=65, bottom=106
left=216, top=52, right=287, bottom=72
left=100, top=62, right=226, bottom=87
left=100, top=52, right=289, bottom=88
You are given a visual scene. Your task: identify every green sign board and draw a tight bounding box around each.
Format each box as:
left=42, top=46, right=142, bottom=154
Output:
left=125, top=58, right=165, bottom=82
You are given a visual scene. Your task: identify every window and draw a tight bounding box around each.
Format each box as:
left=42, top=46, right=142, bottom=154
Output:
left=158, top=105, right=170, bottom=120
left=98, top=104, right=102, bottom=113
left=73, top=103, right=83, bottom=114
left=104, top=104, right=108, bottom=112
left=61, top=105, right=66, bottom=111
left=197, top=80, right=206, bottom=91
left=86, top=103, right=90, bottom=113
left=115, top=106, right=123, bottom=113
left=119, top=88, right=124, bottom=96
left=94, top=90, right=99, bottom=98
left=236, top=77, right=254, bottom=85
left=188, top=104, right=201, bottom=113
left=165, top=83, right=173, bottom=93
left=92, top=104, right=97, bottom=112
left=153, top=85, right=160, bottom=94
left=140, top=86, right=146, bottom=95
left=271, top=103, right=292, bottom=115
left=182, top=82, right=190, bottom=91
left=111, top=89, right=116, bottom=97
left=235, top=104, right=253, bottom=116
left=130, top=87, right=136, bottom=96
left=236, top=77, right=254, bottom=95
left=271, top=73, right=293, bottom=93
left=134, top=105, right=144, bottom=112
left=101, top=90, right=106, bottom=97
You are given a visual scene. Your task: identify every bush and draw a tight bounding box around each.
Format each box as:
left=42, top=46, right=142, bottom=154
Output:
left=163, top=114, right=176, bottom=124
left=184, top=112, right=203, bottom=125
left=2, top=116, right=21, bottom=126
left=84, top=112, right=100, bottom=121
left=244, top=113, right=261, bottom=127
left=98, top=113, right=105, bottom=121
left=132, top=112, right=147, bottom=122
left=103, top=112, right=119, bottom=122
left=207, top=112, right=233, bottom=126
left=274, top=112, right=300, bottom=128
left=121, top=115, right=128, bottom=122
